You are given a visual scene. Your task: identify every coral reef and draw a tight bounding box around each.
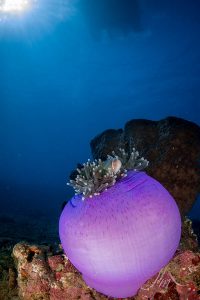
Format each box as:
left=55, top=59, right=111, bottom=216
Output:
left=90, top=116, right=200, bottom=216
left=180, top=217, right=199, bottom=252
left=68, top=148, right=148, bottom=200
left=12, top=242, right=103, bottom=300
left=0, top=242, right=18, bottom=300
left=11, top=220, right=200, bottom=300
left=0, top=213, right=59, bottom=300
left=1, top=219, right=199, bottom=300
left=135, top=250, right=200, bottom=300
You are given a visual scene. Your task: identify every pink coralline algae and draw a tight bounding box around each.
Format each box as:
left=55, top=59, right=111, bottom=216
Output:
left=12, top=243, right=94, bottom=300
left=12, top=241, right=200, bottom=300
left=136, top=250, right=200, bottom=300
left=59, top=170, right=181, bottom=298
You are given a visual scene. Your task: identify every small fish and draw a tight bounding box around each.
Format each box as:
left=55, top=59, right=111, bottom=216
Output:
left=103, top=158, right=122, bottom=174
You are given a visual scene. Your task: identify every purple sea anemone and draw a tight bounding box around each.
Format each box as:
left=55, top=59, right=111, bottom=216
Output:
left=59, top=170, right=181, bottom=298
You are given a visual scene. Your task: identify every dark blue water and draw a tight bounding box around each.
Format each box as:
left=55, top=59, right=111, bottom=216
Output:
left=0, top=0, right=199, bottom=238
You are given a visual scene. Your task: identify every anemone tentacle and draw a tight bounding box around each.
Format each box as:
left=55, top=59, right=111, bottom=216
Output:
left=67, top=148, right=149, bottom=199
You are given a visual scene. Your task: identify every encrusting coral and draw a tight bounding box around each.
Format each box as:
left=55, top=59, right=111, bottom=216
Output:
left=67, top=147, right=149, bottom=200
